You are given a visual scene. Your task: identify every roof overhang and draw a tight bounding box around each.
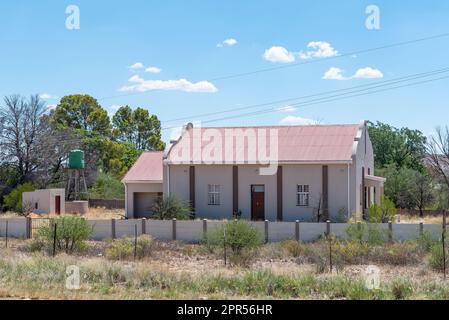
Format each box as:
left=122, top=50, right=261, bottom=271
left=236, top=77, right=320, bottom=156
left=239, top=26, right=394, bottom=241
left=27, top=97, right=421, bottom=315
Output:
left=163, top=160, right=353, bottom=165
left=122, top=180, right=163, bottom=184
left=365, top=174, right=386, bottom=187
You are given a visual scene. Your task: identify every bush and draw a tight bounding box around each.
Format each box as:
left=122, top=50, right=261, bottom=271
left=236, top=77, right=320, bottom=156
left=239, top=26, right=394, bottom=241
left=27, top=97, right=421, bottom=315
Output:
left=105, top=235, right=155, bottom=260
left=35, top=216, right=93, bottom=254
left=281, top=240, right=304, bottom=257
left=415, top=230, right=436, bottom=252
left=428, top=243, right=449, bottom=272
left=151, top=196, right=193, bottom=220
left=390, top=279, right=414, bottom=300
left=3, top=183, right=35, bottom=212
left=345, top=223, right=386, bottom=245
left=203, top=220, right=263, bottom=266
left=368, top=196, right=397, bottom=223
left=89, top=172, right=125, bottom=199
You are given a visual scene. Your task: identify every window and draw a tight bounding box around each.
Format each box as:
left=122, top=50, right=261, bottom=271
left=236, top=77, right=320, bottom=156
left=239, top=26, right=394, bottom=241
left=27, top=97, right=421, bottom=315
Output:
left=296, top=185, right=310, bottom=206
left=208, top=184, right=221, bottom=205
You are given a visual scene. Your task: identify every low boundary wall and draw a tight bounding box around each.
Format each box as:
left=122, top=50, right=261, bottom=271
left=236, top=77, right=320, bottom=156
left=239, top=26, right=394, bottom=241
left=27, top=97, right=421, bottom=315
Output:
left=0, top=218, right=445, bottom=243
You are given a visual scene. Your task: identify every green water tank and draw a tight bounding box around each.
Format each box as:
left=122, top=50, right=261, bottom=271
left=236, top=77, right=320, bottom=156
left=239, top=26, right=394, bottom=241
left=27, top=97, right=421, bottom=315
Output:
left=68, top=150, right=85, bottom=169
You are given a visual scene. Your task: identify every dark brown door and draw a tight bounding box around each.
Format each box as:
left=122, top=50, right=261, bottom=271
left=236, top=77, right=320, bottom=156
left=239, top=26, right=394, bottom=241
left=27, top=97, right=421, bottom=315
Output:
left=251, top=185, right=265, bottom=220
left=55, top=196, right=61, bottom=215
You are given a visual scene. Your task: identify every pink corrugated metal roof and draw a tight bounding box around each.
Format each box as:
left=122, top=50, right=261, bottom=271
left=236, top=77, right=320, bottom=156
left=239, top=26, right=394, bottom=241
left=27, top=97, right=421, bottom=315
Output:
left=122, top=151, right=163, bottom=182
left=167, top=124, right=361, bottom=163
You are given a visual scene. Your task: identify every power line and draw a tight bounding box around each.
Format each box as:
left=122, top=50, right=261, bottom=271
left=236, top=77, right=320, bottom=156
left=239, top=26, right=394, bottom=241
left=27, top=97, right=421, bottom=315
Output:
left=162, top=67, right=449, bottom=123
left=98, top=32, right=449, bottom=101
left=161, top=73, right=449, bottom=129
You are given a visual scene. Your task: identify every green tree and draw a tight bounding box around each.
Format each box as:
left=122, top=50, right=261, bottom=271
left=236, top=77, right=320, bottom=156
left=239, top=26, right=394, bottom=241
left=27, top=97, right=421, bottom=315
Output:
left=368, top=121, right=426, bottom=171
left=112, top=106, right=165, bottom=151
left=52, top=94, right=111, bottom=136
left=3, top=183, right=35, bottom=213
left=368, top=196, right=397, bottom=223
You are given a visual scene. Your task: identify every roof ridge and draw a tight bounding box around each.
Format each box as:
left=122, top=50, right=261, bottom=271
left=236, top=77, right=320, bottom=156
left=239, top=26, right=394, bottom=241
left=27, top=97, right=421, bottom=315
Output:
left=187, top=124, right=360, bottom=129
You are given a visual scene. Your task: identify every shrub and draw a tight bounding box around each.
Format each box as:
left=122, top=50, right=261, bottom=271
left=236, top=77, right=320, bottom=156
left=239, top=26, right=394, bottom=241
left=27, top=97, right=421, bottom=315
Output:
left=428, top=243, right=449, bottom=272
left=105, top=235, right=155, bottom=260
left=89, top=172, right=125, bottom=199
left=151, top=196, right=193, bottom=220
left=3, top=183, right=35, bottom=213
left=203, top=220, right=263, bottom=266
left=346, top=222, right=364, bottom=244
left=390, top=279, right=414, bottom=300
left=345, top=223, right=386, bottom=245
left=415, top=230, right=436, bottom=252
left=35, top=216, right=93, bottom=254
left=369, top=243, right=422, bottom=266
left=368, top=197, right=397, bottom=223
left=281, top=240, right=304, bottom=257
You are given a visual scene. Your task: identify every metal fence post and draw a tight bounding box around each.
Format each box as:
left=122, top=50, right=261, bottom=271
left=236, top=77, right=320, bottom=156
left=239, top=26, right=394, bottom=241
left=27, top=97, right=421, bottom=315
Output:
left=5, top=220, right=8, bottom=248
left=419, top=222, right=424, bottom=236
left=141, top=218, right=146, bottom=235
left=203, top=219, right=208, bottom=235
left=264, top=220, right=269, bottom=243
left=111, top=219, right=116, bottom=239
left=134, top=224, right=138, bottom=260
left=295, top=220, right=300, bottom=242
left=52, top=222, right=57, bottom=257
left=26, top=217, right=32, bottom=239
left=388, top=221, right=393, bottom=242
left=172, top=218, right=177, bottom=241
left=443, top=210, right=447, bottom=280
left=326, top=220, right=331, bottom=237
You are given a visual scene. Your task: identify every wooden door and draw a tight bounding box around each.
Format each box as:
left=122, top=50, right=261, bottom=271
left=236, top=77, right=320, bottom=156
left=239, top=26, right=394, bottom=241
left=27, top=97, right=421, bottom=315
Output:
left=251, top=185, right=265, bottom=220
left=55, top=196, right=61, bottom=215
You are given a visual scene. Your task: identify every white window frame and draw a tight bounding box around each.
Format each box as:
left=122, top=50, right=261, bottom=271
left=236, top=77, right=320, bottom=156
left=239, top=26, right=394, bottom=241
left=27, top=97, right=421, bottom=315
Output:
left=208, top=184, right=221, bottom=205
left=296, top=185, right=310, bottom=207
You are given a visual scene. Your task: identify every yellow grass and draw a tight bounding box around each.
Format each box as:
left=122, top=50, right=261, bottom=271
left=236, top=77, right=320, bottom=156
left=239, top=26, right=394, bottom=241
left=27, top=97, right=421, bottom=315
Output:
left=397, top=214, right=445, bottom=224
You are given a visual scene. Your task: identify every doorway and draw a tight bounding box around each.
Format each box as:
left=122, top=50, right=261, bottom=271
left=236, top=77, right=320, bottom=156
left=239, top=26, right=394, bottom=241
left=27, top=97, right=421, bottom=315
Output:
left=55, top=195, right=61, bottom=215
left=251, top=185, right=265, bottom=220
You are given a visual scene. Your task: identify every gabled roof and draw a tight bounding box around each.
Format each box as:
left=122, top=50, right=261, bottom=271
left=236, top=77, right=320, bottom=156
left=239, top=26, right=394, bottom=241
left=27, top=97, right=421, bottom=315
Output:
left=122, top=151, right=163, bottom=183
left=166, top=123, right=363, bottom=164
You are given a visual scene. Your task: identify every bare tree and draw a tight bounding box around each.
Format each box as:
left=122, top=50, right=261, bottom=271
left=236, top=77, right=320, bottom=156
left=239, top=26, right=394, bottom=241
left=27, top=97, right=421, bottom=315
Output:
left=411, top=171, right=434, bottom=218
left=0, top=95, right=83, bottom=189
left=0, top=95, right=45, bottom=183
left=426, top=126, right=449, bottom=209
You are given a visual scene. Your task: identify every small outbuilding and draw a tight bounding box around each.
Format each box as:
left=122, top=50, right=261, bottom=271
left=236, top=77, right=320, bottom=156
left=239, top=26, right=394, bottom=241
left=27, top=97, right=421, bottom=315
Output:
left=22, top=189, right=65, bottom=215
left=122, top=151, right=164, bottom=218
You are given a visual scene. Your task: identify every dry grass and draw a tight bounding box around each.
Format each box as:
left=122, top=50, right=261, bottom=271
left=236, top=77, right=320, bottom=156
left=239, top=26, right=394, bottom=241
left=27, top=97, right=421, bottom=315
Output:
left=1, top=207, right=125, bottom=220
left=84, top=207, right=125, bottom=220
left=1, top=236, right=448, bottom=300
left=397, top=214, right=445, bottom=224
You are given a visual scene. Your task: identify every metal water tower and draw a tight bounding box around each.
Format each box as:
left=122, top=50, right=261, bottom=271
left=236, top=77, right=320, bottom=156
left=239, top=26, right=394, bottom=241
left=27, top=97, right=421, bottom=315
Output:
left=66, top=150, right=88, bottom=200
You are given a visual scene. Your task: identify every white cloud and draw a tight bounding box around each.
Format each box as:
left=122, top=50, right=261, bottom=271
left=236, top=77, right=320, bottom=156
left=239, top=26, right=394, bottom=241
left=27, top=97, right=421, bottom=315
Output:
left=352, top=67, right=383, bottom=79
left=110, top=105, right=122, bottom=111
left=145, top=66, right=161, bottom=73
left=169, top=126, right=183, bottom=142
left=279, top=115, right=320, bottom=125
left=40, top=93, right=58, bottom=100
left=128, top=75, right=144, bottom=83
left=322, top=66, right=383, bottom=80
left=217, top=38, right=238, bottom=47
left=263, top=46, right=295, bottom=63
left=47, top=104, right=57, bottom=111
left=120, top=76, right=218, bottom=93
left=299, top=41, right=338, bottom=60
left=129, top=62, right=144, bottom=70
left=264, top=41, right=337, bottom=63
left=322, top=67, right=347, bottom=80
left=276, top=105, right=297, bottom=113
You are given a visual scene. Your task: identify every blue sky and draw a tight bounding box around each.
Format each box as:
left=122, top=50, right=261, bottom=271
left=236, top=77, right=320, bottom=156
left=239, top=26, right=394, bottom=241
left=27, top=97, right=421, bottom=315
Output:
left=1, top=0, right=448, bottom=143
